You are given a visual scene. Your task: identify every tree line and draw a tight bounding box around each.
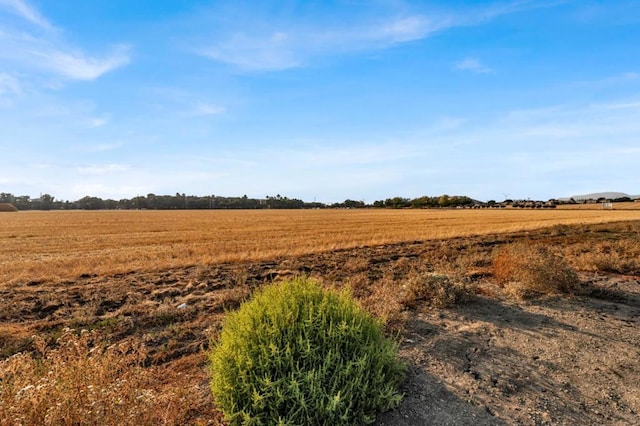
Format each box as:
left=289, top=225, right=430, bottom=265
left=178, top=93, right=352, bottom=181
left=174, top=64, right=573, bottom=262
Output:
left=0, top=192, right=478, bottom=211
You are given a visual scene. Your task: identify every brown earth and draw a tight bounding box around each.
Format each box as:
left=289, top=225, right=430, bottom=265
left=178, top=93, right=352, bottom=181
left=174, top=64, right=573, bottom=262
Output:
left=1, top=221, right=639, bottom=425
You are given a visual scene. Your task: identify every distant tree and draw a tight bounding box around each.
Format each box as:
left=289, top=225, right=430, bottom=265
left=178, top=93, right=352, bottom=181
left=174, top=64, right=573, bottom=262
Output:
left=437, top=194, right=451, bottom=207
left=40, top=193, right=54, bottom=210
left=0, top=193, right=15, bottom=203
left=613, top=196, right=631, bottom=203
left=410, top=196, right=432, bottom=208
left=76, top=196, right=106, bottom=210
left=14, top=196, right=31, bottom=210
left=385, top=197, right=411, bottom=208
left=343, top=199, right=365, bottom=208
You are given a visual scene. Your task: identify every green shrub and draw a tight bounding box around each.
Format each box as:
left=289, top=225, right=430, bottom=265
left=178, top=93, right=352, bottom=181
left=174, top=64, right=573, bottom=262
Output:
left=208, top=277, right=405, bottom=425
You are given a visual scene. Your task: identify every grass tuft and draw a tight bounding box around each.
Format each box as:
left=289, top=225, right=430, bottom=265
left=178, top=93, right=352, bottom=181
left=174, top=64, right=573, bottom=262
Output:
left=492, top=243, right=581, bottom=299
left=0, top=328, right=205, bottom=425
left=401, top=273, right=471, bottom=308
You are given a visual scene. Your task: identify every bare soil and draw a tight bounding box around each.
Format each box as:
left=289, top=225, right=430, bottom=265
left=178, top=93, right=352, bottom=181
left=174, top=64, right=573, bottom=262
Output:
left=1, top=222, right=639, bottom=425
left=377, top=273, right=640, bottom=425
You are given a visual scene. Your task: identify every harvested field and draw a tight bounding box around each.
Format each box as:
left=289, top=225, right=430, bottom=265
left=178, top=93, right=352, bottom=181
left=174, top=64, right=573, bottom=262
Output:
left=1, top=212, right=640, bottom=425
left=2, top=209, right=640, bottom=284
left=557, top=202, right=640, bottom=210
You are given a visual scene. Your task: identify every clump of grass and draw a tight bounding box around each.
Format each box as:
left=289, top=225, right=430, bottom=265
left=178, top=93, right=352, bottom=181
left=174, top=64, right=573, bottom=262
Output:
left=492, top=243, right=581, bottom=299
left=359, top=272, right=471, bottom=330
left=208, top=277, right=405, bottom=425
left=0, top=328, right=201, bottom=425
left=564, top=240, right=640, bottom=275
left=401, top=273, right=471, bottom=308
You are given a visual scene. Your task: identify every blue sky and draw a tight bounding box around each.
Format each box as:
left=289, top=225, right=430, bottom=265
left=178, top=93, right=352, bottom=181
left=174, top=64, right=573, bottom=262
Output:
left=1, top=0, right=639, bottom=203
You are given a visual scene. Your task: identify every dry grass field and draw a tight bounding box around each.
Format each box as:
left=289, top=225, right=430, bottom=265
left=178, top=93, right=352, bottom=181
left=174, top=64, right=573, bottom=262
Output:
left=556, top=201, right=640, bottom=210
left=3, top=209, right=640, bottom=285
left=2, top=210, right=640, bottom=425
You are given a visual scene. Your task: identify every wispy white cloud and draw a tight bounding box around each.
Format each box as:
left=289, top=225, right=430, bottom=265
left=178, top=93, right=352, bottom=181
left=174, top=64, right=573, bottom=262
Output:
left=195, top=1, right=559, bottom=72
left=89, top=117, right=109, bottom=128
left=199, top=32, right=299, bottom=71
left=70, top=183, right=148, bottom=200
left=196, top=15, right=443, bottom=71
left=192, top=101, right=226, bottom=116
left=31, top=163, right=52, bottom=169
left=282, top=142, right=423, bottom=168
left=570, top=71, right=639, bottom=88
left=596, top=100, right=640, bottom=110
left=35, top=45, right=131, bottom=81
left=430, top=116, right=467, bottom=132
left=0, top=0, right=53, bottom=30
left=149, top=87, right=226, bottom=117
left=77, top=164, right=129, bottom=175
left=0, top=72, right=21, bottom=101
left=0, top=0, right=131, bottom=83
left=454, top=57, right=492, bottom=74
left=367, top=15, right=440, bottom=44
left=85, top=142, right=124, bottom=152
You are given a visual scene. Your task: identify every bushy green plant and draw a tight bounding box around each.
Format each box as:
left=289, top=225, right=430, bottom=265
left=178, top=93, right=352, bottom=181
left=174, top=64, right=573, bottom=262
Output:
left=209, top=277, right=405, bottom=425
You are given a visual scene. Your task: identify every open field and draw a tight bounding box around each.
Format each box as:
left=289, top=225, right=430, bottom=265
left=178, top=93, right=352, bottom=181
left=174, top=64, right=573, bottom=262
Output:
left=1, top=212, right=640, bottom=424
left=3, top=209, right=640, bottom=285
left=556, top=201, right=640, bottom=210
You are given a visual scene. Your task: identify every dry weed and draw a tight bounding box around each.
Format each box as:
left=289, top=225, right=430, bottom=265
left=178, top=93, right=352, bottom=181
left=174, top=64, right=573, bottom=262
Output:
left=362, top=272, right=471, bottom=330
left=492, top=243, right=581, bottom=299
left=363, top=281, right=408, bottom=331
left=564, top=240, right=640, bottom=275
left=0, top=329, right=212, bottom=426
left=401, top=273, right=471, bottom=308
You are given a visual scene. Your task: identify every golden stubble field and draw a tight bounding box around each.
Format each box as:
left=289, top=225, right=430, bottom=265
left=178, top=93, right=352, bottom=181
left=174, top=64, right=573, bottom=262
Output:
left=2, top=209, right=640, bottom=425
left=3, top=208, right=640, bottom=284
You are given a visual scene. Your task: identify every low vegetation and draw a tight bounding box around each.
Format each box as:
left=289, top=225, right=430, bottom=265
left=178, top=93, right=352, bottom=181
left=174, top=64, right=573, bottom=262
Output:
left=0, top=329, right=209, bottom=425
left=401, top=273, right=471, bottom=308
left=492, top=242, right=582, bottom=299
left=209, top=278, right=405, bottom=425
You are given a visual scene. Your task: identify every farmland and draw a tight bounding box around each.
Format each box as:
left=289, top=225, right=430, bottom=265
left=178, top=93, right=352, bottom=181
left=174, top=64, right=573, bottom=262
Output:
left=3, top=209, right=640, bottom=284
left=1, top=210, right=640, bottom=425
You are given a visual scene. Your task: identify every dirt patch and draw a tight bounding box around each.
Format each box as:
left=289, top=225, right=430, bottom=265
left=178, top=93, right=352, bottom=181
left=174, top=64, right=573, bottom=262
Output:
left=378, top=273, right=640, bottom=425
left=1, top=221, right=639, bottom=424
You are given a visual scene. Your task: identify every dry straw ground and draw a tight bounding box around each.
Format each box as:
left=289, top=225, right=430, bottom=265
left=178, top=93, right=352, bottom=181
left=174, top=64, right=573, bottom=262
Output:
left=556, top=201, right=640, bottom=210
left=3, top=209, right=640, bottom=284
left=1, top=210, right=640, bottom=425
